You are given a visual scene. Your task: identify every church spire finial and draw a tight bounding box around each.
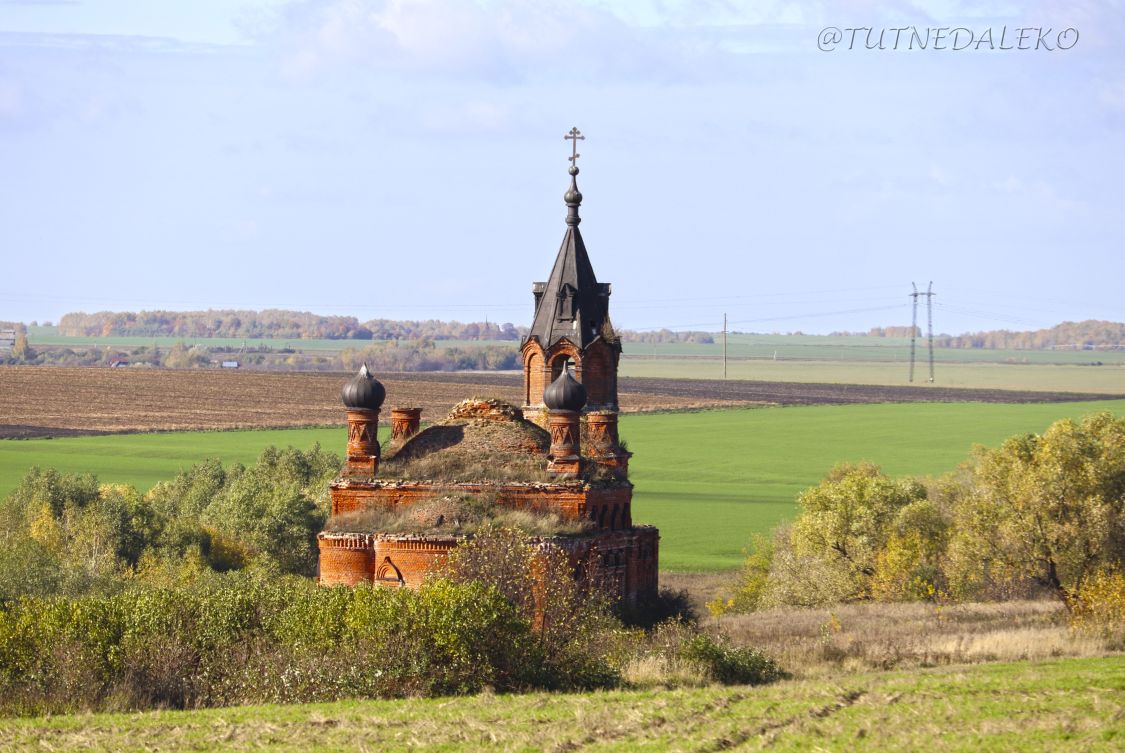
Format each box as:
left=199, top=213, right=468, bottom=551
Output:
left=563, top=127, right=584, bottom=227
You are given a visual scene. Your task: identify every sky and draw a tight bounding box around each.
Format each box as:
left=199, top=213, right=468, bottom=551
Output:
left=1, top=0, right=1123, bottom=336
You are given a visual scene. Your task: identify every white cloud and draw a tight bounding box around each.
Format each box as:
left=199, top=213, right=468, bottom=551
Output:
left=992, top=175, right=1088, bottom=220
left=266, top=0, right=731, bottom=82
left=419, top=99, right=512, bottom=134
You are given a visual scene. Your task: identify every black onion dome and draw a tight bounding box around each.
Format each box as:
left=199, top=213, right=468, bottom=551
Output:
left=543, top=367, right=587, bottom=411
left=341, top=363, right=386, bottom=410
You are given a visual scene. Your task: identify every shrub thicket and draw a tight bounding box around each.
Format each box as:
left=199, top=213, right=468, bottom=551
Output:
left=0, top=574, right=564, bottom=714
left=1069, top=566, right=1125, bottom=648
left=439, top=526, right=625, bottom=690
left=715, top=412, right=1125, bottom=614
left=0, top=446, right=339, bottom=602
left=679, top=635, right=787, bottom=685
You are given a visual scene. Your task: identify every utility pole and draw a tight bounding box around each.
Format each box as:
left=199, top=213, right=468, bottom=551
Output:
left=908, top=282, right=936, bottom=383
left=908, top=283, right=918, bottom=383
left=722, top=313, right=728, bottom=379
left=925, top=281, right=936, bottom=383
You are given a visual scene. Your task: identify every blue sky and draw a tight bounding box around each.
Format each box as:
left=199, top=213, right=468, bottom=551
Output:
left=1, top=0, right=1123, bottom=335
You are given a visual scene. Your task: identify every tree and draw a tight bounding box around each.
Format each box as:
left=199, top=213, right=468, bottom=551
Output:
left=946, top=412, right=1125, bottom=603
left=869, top=499, right=949, bottom=601
left=199, top=447, right=336, bottom=575
left=11, top=331, right=33, bottom=362
left=790, top=462, right=927, bottom=599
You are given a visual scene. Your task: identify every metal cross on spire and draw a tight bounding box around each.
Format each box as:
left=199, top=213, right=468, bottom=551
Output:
left=565, top=127, right=584, bottom=167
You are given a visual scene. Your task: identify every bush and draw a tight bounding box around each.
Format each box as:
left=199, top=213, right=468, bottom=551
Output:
left=709, top=532, right=774, bottom=615
left=0, top=448, right=341, bottom=602
left=1069, top=567, right=1125, bottom=648
left=679, top=635, right=787, bottom=686
left=438, top=525, right=623, bottom=690
left=0, top=573, right=571, bottom=714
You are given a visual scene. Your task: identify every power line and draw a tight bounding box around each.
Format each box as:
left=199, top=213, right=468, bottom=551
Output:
left=722, top=312, right=728, bottom=380
left=908, top=282, right=936, bottom=383
left=909, top=283, right=918, bottom=384
left=926, top=282, right=935, bottom=384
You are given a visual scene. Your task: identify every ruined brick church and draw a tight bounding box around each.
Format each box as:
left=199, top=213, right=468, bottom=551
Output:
left=317, top=131, right=659, bottom=604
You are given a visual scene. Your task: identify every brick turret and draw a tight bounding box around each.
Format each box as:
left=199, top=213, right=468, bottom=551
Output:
left=522, top=158, right=620, bottom=419
left=544, top=366, right=586, bottom=477
left=341, top=364, right=385, bottom=476
left=390, top=407, right=422, bottom=449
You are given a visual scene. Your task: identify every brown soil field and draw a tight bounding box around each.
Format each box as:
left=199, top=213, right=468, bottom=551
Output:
left=0, top=367, right=744, bottom=438
left=0, top=366, right=1115, bottom=439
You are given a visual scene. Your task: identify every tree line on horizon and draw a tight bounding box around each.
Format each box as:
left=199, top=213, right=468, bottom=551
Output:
left=844, top=320, right=1125, bottom=349
left=53, top=311, right=526, bottom=342
left=11, top=312, right=1124, bottom=350
left=47, top=311, right=719, bottom=345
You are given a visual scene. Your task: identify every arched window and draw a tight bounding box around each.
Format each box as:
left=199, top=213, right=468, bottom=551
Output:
left=376, top=557, right=404, bottom=586
left=525, top=350, right=544, bottom=405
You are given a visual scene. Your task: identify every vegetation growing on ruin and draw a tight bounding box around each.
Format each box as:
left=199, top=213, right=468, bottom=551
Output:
left=379, top=450, right=554, bottom=483
left=325, top=494, right=593, bottom=537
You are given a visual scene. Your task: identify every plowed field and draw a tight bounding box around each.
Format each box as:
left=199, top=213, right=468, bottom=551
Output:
left=0, top=366, right=1113, bottom=439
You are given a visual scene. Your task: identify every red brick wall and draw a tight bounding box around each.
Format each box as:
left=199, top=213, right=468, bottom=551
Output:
left=318, top=534, right=373, bottom=586
left=329, top=482, right=382, bottom=516
left=549, top=527, right=660, bottom=605
left=522, top=342, right=545, bottom=408
left=373, top=537, right=456, bottom=587
left=320, top=527, right=658, bottom=605
left=585, top=486, right=632, bottom=530
left=579, top=340, right=618, bottom=410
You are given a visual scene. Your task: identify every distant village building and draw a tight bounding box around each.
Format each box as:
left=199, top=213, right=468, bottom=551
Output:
left=108, top=359, right=129, bottom=368
left=221, top=360, right=240, bottom=369
left=317, top=135, right=659, bottom=604
left=0, top=330, right=15, bottom=353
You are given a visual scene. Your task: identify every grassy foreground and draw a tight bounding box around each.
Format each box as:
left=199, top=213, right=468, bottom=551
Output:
left=2, top=401, right=1125, bottom=570
left=1, top=656, right=1120, bottom=752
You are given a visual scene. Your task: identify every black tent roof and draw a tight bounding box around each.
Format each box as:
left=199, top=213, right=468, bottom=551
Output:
left=527, top=166, right=614, bottom=350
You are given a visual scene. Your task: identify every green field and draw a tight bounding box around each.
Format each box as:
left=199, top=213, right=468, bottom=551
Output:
left=4, top=400, right=1124, bottom=571
left=1, top=656, right=1120, bottom=752
left=0, top=427, right=341, bottom=499
left=620, top=357, right=1125, bottom=394
left=623, top=332, right=1125, bottom=364
left=625, top=400, right=1125, bottom=570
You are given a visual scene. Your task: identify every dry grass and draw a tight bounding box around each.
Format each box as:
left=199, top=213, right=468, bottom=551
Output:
left=712, top=599, right=1114, bottom=676
left=379, top=449, right=555, bottom=483
left=659, top=571, right=733, bottom=614
left=653, top=573, right=1119, bottom=678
